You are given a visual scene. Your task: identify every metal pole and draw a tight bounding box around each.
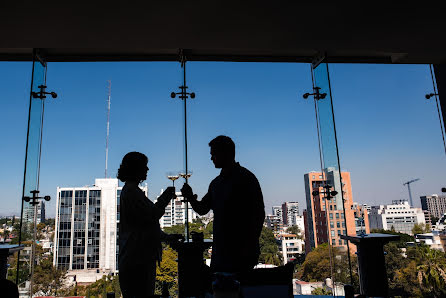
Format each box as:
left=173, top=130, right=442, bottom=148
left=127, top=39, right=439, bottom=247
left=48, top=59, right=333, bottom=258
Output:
left=182, top=58, right=190, bottom=242
left=30, top=203, right=38, bottom=297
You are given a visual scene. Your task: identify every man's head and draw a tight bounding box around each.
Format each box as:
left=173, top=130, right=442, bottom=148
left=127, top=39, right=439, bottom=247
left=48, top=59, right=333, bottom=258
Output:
left=209, top=135, right=235, bottom=168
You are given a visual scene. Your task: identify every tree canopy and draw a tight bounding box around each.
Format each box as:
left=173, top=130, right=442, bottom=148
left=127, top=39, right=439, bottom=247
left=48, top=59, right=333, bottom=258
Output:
left=258, top=227, right=282, bottom=266
left=297, top=243, right=358, bottom=289
left=412, top=223, right=431, bottom=235
left=370, top=229, right=414, bottom=247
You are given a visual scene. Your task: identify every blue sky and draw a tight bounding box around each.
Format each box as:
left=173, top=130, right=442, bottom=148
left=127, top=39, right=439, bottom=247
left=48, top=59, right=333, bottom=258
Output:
left=1, top=62, right=445, bottom=217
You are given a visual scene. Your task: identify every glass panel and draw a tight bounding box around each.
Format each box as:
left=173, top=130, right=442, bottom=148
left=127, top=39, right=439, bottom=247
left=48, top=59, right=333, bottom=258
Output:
left=313, top=63, right=343, bottom=210
left=17, top=54, right=46, bottom=285
left=312, top=61, right=354, bottom=288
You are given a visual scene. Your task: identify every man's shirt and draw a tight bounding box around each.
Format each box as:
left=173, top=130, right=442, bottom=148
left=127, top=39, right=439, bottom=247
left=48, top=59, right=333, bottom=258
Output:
left=191, top=162, right=265, bottom=272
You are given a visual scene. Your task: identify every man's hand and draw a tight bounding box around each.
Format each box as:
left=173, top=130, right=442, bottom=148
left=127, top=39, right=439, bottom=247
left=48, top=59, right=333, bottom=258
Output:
left=181, top=183, right=197, bottom=201
left=158, top=186, right=175, bottom=205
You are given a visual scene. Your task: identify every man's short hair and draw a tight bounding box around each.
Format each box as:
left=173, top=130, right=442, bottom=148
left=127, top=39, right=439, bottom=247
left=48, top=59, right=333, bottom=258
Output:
left=209, top=135, right=235, bottom=159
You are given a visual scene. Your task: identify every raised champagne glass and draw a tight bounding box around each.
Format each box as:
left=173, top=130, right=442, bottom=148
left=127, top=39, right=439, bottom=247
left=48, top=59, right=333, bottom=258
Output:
left=179, top=170, right=193, bottom=180
left=166, top=171, right=180, bottom=187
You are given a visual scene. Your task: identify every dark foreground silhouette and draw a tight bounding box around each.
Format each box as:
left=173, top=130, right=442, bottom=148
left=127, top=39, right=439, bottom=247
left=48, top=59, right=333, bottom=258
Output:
left=117, top=152, right=176, bottom=297
left=182, top=135, right=265, bottom=273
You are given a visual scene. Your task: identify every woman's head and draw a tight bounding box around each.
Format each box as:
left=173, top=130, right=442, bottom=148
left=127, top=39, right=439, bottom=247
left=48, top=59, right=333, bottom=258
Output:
left=117, top=152, right=149, bottom=183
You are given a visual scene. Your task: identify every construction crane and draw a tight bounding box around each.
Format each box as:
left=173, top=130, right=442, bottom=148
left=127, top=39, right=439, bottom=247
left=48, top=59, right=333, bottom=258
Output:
left=403, top=178, right=420, bottom=207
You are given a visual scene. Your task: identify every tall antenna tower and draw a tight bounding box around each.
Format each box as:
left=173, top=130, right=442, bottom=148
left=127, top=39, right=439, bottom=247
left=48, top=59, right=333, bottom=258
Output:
left=105, top=80, right=111, bottom=178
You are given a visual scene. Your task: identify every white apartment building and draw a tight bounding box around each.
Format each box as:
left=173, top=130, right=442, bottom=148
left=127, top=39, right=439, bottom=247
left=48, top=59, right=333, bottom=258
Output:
left=279, top=233, right=304, bottom=264
left=368, top=200, right=425, bottom=235
left=158, top=191, right=199, bottom=228
left=53, top=178, right=148, bottom=280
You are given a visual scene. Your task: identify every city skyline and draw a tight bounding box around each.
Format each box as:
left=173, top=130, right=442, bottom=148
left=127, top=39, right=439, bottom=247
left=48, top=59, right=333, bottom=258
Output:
left=1, top=62, right=445, bottom=217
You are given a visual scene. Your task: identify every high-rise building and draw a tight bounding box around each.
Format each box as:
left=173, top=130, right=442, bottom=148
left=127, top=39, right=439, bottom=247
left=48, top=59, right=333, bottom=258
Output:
left=282, top=202, right=299, bottom=227
left=420, top=194, right=446, bottom=219
left=158, top=191, right=199, bottom=228
left=53, top=178, right=147, bottom=280
left=265, top=214, right=283, bottom=233
left=23, top=201, right=46, bottom=226
left=37, top=201, right=46, bottom=224
left=368, top=200, right=425, bottom=235
left=424, top=210, right=432, bottom=226
left=303, top=170, right=362, bottom=254
left=272, top=206, right=283, bottom=221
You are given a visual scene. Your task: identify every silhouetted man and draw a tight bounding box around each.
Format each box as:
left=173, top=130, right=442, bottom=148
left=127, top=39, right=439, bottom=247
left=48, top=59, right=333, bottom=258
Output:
left=181, top=135, right=265, bottom=273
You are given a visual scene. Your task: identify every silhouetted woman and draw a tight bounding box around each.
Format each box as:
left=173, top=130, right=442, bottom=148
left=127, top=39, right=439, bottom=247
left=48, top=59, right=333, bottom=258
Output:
left=117, top=152, right=174, bottom=297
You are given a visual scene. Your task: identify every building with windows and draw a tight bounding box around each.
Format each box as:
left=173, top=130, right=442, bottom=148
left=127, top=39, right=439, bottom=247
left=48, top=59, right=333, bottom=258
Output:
left=420, top=194, right=446, bottom=219
left=303, top=170, right=361, bottom=254
left=23, top=201, right=46, bottom=226
left=265, top=214, right=283, bottom=233
left=351, top=202, right=370, bottom=236
left=272, top=206, right=282, bottom=219
left=282, top=202, right=300, bottom=227
left=368, top=200, right=425, bottom=235
left=415, top=232, right=445, bottom=251
left=158, top=191, right=199, bottom=228
left=53, top=178, right=147, bottom=281
left=278, top=233, right=304, bottom=264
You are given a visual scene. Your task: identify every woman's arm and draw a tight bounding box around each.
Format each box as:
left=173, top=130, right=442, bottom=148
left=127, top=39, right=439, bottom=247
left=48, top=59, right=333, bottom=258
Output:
left=124, top=187, right=174, bottom=226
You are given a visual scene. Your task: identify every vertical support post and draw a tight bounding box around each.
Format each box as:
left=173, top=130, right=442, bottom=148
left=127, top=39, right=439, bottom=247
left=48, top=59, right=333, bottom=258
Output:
left=30, top=203, right=38, bottom=296
left=182, top=57, right=190, bottom=242
left=433, top=65, right=446, bottom=127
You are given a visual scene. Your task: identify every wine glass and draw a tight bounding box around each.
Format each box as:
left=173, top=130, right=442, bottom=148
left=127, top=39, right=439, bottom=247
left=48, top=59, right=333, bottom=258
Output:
left=179, top=170, right=193, bottom=180
left=166, top=171, right=180, bottom=187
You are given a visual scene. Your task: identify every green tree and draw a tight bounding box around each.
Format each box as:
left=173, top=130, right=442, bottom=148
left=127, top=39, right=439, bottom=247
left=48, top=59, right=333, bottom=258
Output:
left=286, top=225, right=303, bottom=239
left=163, top=221, right=213, bottom=240
left=412, top=223, right=431, bottom=235
left=311, top=287, right=332, bottom=295
left=155, top=246, right=179, bottom=297
left=430, top=216, right=439, bottom=225
left=394, top=260, right=423, bottom=297
left=414, top=246, right=446, bottom=297
left=370, top=229, right=414, bottom=247
left=7, top=252, right=29, bottom=285
left=384, top=242, right=409, bottom=292
left=298, top=243, right=358, bottom=287
left=80, top=275, right=120, bottom=297
left=45, top=218, right=55, bottom=229
left=32, top=256, right=66, bottom=296
left=258, top=227, right=282, bottom=266
left=388, top=244, right=446, bottom=297
left=204, top=220, right=213, bottom=239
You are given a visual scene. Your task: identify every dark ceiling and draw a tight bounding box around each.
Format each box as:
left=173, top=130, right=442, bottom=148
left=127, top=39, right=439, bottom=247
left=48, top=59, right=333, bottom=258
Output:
left=0, top=2, right=445, bottom=63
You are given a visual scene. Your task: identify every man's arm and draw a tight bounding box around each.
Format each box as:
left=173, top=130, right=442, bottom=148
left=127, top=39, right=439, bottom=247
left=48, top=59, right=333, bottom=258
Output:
left=248, top=174, right=265, bottom=237
left=181, top=183, right=211, bottom=215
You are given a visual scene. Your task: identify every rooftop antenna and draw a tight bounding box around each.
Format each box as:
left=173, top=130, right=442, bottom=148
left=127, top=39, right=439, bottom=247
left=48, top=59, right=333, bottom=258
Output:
left=403, top=178, right=420, bottom=207
left=105, top=80, right=111, bottom=178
